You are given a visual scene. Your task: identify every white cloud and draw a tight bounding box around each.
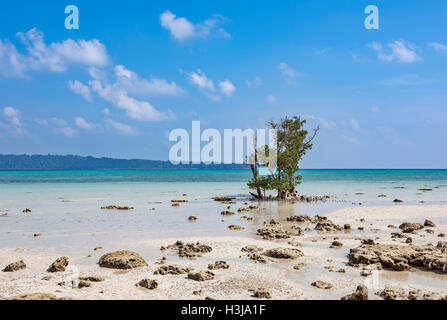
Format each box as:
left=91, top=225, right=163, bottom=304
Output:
left=103, top=108, right=110, bottom=115
left=278, top=62, right=303, bottom=83
left=0, top=28, right=110, bottom=78
left=304, top=114, right=336, bottom=129
left=106, top=119, right=137, bottom=135
left=219, top=80, right=236, bottom=97
left=160, top=11, right=230, bottom=41
left=68, top=80, right=92, bottom=102
left=369, top=40, right=421, bottom=63
left=114, top=65, right=183, bottom=96
left=55, top=127, right=78, bottom=137
left=90, top=80, right=163, bottom=121
left=428, top=42, right=447, bottom=55
left=3, top=106, right=21, bottom=127
left=188, top=69, right=215, bottom=91
left=74, top=116, right=94, bottom=130
left=246, top=76, right=262, bottom=87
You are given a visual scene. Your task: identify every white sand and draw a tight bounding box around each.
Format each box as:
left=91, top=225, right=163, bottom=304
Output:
left=1, top=205, right=446, bottom=300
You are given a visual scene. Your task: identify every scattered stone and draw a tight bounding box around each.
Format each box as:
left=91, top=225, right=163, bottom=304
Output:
left=360, top=270, right=372, bottom=277
left=337, top=268, right=346, bottom=273
left=250, top=288, right=272, bottom=299
left=188, top=216, right=197, bottom=221
left=439, top=233, right=446, bottom=238
left=388, top=225, right=396, bottom=229
left=341, top=285, right=368, bottom=300
left=344, top=224, right=351, bottom=230
left=193, top=290, right=203, bottom=295
left=22, top=208, right=32, bottom=213
left=41, top=276, right=53, bottom=281
left=377, top=286, right=447, bottom=300
left=228, top=225, right=245, bottom=231
left=378, top=195, right=387, bottom=198
left=94, top=247, right=103, bottom=251
left=79, top=276, right=104, bottom=282
left=213, top=197, right=234, bottom=202
left=358, top=227, right=364, bottom=231
left=208, top=261, right=229, bottom=270
left=99, top=251, right=147, bottom=269
left=248, top=253, right=271, bottom=264
left=136, top=279, right=158, bottom=290
left=164, top=241, right=212, bottom=259
left=188, top=271, right=215, bottom=281
left=315, top=221, right=342, bottom=232
left=171, top=200, right=188, bottom=203
left=47, top=257, right=69, bottom=272
left=221, top=211, right=235, bottom=216
left=263, top=248, right=304, bottom=259
left=78, top=280, right=91, bottom=288
left=311, top=281, right=333, bottom=289
left=424, top=220, right=436, bottom=227
left=2, top=260, right=26, bottom=272
left=393, top=199, right=403, bottom=203
left=399, top=222, right=424, bottom=233
left=293, top=263, right=305, bottom=270
left=34, top=233, right=42, bottom=237
left=101, top=205, right=134, bottom=210
left=361, top=239, right=375, bottom=245
left=406, top=237, right=413, bottom=244
left=330, top=241, right=343, bottom=248
left=241, top=245, right=263, bottom=253
left=154, top=264, right=191, bottom=275
left=426, top=229, right=435, bottom=234
left=172, top=203, right=180, bottom=207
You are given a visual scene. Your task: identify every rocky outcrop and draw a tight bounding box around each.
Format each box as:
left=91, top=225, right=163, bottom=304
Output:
left=311, top=281, right=333, bottom=289
left=241, top=245, right=263, bottom=253
left=2, top=260, right=26, bottom=272
left=5, top=293, right=70, bottom=300
left=348, top=244, right=447, bottom=273
left=256, top=227, right=292, bottom=240
left=154, top=264, right=191, bottom=275
left=213, top=197, right=234, bottom=202
left=188, top=271, right=215, bottom=281
left=424, top=220, right=436, bottom=227
left=47, top=257, right=69, bottom=272
left=162, top=241, right=212, bottom=259
left=208, top=261, right=229, bottom=270
left=376, top=286, right=447, bottom=300
left=98, top=251, right=147, bottom=269
left=263, top=248, right=304, bottom=259
left=330, top=241, right=343, bottom=248
left=341, top=285, right=368, bottom=300
left=399, top=222, right=424, bottom=233
left=100, top=205, right=134, bottom=210
left=315, top=221, right=342, bottom=232
left=136, top=279, right=158, bottom=290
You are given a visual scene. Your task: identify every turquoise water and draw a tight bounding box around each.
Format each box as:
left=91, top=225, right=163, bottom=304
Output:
left=0, top=169, right=446, bottom=253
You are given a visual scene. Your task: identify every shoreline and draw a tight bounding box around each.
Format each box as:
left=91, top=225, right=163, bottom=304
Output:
left=1, top=203, right=446, bottom=300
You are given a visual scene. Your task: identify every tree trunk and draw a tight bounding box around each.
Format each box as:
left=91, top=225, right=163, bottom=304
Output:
left=250, top=163, right=263, bottom=199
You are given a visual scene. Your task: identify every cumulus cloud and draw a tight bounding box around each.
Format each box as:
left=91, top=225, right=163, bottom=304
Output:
left=160, top=10, right=230, bottom=41
left=428, top=42, right=447, bottom=55
left=106, top=119, right=137, bottom=136
left=74, top=116, right=94, bottom=130
left=188, top=69, right=215, bottom=91
left=218, top=80, right=236, bottom=97
left=55, top=126, right=78, bottom=137
left=246, top=76, right=262, bottom=87
left=68, top=80, right=92, bottom=102
left=0, top=28, right=110, bottom=78
left=278, top=62, right=303, bottom=83
left=3, top=106, right=21, bottom=127
left=369, top=40, right=421, bottom=63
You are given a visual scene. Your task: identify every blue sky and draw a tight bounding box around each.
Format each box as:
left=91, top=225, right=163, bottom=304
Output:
left=0, top=0, right=446, bottom=168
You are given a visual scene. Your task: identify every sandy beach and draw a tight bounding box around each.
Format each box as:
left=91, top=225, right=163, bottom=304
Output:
left=1, top=202, right=446, bottom=300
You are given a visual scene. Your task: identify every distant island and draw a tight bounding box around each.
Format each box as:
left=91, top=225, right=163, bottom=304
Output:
left=0, top=154, right=248, bottom=171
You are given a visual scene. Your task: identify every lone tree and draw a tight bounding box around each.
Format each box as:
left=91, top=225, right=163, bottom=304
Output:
left=247, top=116, right=319, bottom=200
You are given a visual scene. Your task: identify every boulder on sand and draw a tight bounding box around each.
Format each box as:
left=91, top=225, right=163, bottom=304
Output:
left=341, top=285, right=368, bottom=300
left=2, top=260, right=26, bottom=272
left=99, top=251, right=147, bottom=269
left=188, top=271, right=215, bottom=281
left=263, top=248, right=304, bottom=259
left=47, top=257, right=69, bottom=273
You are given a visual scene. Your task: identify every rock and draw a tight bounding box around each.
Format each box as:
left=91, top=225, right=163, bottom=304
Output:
left=376, top=286, right=408, bottom=300
left=6, top=293, right=69, bottom=300
left=136, top=279, right=158, bottom=290
left=213, top=197, right=234, bottom=202
left=228, top=225, right=245, bottom=231
left=378, top=195, right=387, bottom=198
left=361, top=239, right=375, bottom=245
left=208, top=261, right=229, bottom=270
left=2, top=260, right=26, bottom=272
left=439, top=233, right=446, bottom=238
left=154, top=264, right=191, bottom=275
left=172, top=203, right=180, bottom=207
left=263, top=248, right=304, bottom=259
left=241, top=245, right=263, bottom=253
left=193, top=290, right=203, bottom=295
left=248, top=253, right=271, bottom=264
left=188, top=271, right=215, bottom=281
left=330, top=241, right=343, bottom=248
left=287, top=215, right=313, bottom=223
left=360, top=270, right=372, bottom=277
left=424, top=220, right=436, bottom=227
left=34, top=233, right=42, bottom=237
left=337, top=268, right=346, bottom=273
left=388, top=225, right=397, bottom=229
left=348, top=244, right=447, bottom=273
left=341, top=285, right=368, bottom=300
left=311, top=281, right=333, bottom=289
left=94, top=247, right=103, bottom=251
left=171, top=200, right=188, bottom=203
left=406, top=237, right=413, bottom=244
left=78, top=280, right=91, bottom=288
left=79, top=276, right=104, bottom=282
left=293, top=263, right=305, bottom=270
left=100, top=205, right=134, bottom=210
left=426, top=229, right=435, bottom=234
left=399, top=222, right=424, bottom=233
left=188, top=216, right=197, bottom=221
left=221, top=210, right=235, bottom=216
left=22, top=208, right=32, bottom=213
left=393, top=199, right=403, bottom=203
left=344, top=224, right=351, bottom=230
left=250, top=288, right=272, bottom=299
left=41, top=276, right=53, bottom=281
left=358, top=227, right=364, bottom=231
left=99, top=251, right=147, bottom=269
left=256, top=227, right=292, bottom=240
left=47, top=257, right=69, bottom=272
left=315, top=221, right=342, bottom=232
left=164, top=241, right=212, bottom=259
